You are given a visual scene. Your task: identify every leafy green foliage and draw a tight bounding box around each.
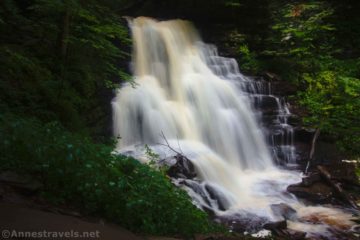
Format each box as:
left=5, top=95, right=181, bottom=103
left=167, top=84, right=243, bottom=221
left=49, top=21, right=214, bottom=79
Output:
left=225, top=30, right=262, bottom=74
left=0, top=0, right=131, bottom=137
left=0, top=114, right=221, bottom=236
left=264, top=0, right=360, bottom=156
left=145, top=144, right=169, bottom=174
left=269, top=1, right=335, bottom=56
left=264, top=1, right=335, bottom=81
left=299, top=70, right=360, bottom=154
left=145, top=144, right=160, bottom=165
left=236, top=44, right=262, bottom=74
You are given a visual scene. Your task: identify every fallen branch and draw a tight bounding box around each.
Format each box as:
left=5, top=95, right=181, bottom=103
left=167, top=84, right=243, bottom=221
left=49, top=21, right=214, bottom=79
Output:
left=317, top=165, right=359, bottom=209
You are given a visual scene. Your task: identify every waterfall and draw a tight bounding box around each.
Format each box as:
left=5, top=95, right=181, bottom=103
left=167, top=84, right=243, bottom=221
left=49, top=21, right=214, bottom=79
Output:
left=113, top=17, right=272, bottom=171
left=112, top=17, right=356, bottom=237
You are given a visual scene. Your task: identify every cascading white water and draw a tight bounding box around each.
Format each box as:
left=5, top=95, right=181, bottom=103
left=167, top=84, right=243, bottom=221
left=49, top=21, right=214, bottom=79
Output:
left=112, top=17, right=357, bottom=238
left=113, top=17, right=272, bottom=171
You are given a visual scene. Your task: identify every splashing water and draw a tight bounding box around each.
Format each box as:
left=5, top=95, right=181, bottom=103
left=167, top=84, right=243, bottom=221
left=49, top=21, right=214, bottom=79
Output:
left=112, top=17, right=357, bottom=238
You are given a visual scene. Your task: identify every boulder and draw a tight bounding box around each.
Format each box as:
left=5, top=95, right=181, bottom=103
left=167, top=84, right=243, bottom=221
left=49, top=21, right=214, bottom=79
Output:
left=183, top=180, right=212, bottom=207
left=287, top=182, right=333, bottom=203
left=216, top=213, right=268, bottom=233
left=262, top=221, right=306, bottom=240
left=270, top=203, right=297, bottom=220
left=252, top=95, right=279, bottom=110
left=301, top=172, right=321, bottom=187
left=205, top=184, right=230, bottom=211
left=167, top=154, right=196, bottom=179
left=263, top=220, right=287, bottom=230
left=282, top=229, right=306, bottom=240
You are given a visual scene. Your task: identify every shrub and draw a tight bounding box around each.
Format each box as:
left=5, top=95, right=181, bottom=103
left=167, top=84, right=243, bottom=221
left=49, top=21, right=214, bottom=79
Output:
left=237, top=44, right=262, bottom=74
left=0, top=114, right=221, bottom=236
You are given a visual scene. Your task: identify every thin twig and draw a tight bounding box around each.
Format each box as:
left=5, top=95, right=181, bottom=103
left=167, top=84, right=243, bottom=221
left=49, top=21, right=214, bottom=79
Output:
left=155, top=131, right=185, bottom=157
left=176, top=135, right=184, bottom=155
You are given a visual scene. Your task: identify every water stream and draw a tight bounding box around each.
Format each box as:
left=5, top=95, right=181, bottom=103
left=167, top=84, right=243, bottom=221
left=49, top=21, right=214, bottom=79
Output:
left=112, top=17, right=357, bottom=238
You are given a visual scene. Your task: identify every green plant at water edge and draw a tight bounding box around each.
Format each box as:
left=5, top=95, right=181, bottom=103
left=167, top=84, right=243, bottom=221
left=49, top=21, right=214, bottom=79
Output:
left=145, top=144, right=160, bottom=166
left=237, top=44, right=262, bottom=74
left=225, top=30, right=262, bottom=74
left=145, top=144, right=170, bottom=176
left=0, top=114, right=222, bottom=236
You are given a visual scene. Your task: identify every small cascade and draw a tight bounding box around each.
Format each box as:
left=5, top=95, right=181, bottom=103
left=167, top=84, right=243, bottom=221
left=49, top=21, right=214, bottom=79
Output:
left=250, top=81, right=297, bottom=167
left=201, top=43, right=297, bottom=167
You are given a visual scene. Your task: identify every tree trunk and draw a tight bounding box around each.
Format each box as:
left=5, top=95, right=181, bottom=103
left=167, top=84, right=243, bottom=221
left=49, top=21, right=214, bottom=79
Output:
left=56, top=2, right=71, bottom=98
left=59, top=4, right=70, bottom=59
left=305, top=128, right=320, bottom=174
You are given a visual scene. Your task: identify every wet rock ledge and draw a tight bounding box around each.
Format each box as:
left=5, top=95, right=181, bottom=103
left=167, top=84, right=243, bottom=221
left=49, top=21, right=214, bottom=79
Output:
left=287, top=162, right=360, bottom=208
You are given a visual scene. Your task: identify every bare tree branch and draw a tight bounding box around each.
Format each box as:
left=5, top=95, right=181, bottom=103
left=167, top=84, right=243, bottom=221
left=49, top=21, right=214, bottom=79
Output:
left=156, top=131, right=182, bottom=155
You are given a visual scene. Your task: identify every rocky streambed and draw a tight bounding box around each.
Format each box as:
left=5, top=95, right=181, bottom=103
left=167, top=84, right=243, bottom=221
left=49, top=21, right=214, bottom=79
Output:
left=162, top=153, right=360, bottom=239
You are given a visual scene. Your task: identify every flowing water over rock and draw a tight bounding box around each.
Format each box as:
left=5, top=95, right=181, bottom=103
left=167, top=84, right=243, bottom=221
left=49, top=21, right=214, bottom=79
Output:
left=112, top=17, right=359, bottom=239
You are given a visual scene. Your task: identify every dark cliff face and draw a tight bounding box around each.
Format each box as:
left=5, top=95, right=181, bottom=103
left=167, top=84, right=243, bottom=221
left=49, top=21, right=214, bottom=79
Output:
left=127, top=0, right=269, bottom=24
left=121, top=0, right=271, bottom=55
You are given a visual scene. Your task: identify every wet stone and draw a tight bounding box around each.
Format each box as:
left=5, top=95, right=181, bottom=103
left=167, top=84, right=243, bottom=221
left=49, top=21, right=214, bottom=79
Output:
left=183, top=180, right=212, bottom=207
left=167, top=154, right=197, bottom=179
left=252, top=95, right=279, bottom=110
left=216, top=213, right=268, bottom=233
left=287, top=182, right=333, bottom=203
left=270, top=203, right=297, bottom=220
left=263, top=220, right=287, bottom=231
left=205, top=184, right=230, bottom=211
left=302, top=172, right=321, bottom=187
left=282, top=229, right=306, bottom=240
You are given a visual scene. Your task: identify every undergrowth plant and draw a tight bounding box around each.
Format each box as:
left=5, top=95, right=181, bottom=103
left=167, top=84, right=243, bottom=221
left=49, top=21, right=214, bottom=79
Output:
left=0, top=114, right=222, bottom=236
